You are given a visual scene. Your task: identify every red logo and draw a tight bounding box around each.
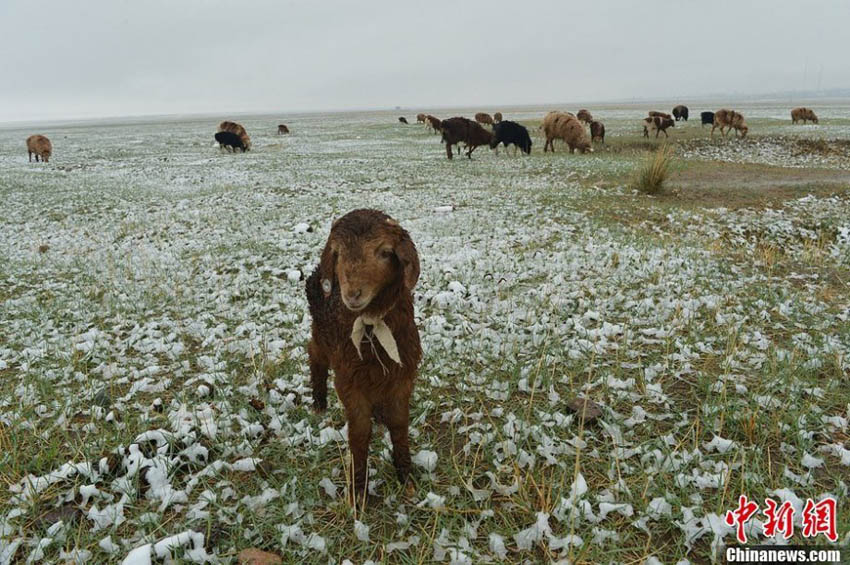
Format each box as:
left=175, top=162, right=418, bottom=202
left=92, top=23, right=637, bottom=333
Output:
left=801, top=497, right=838, bottom=542
left=725, top=495, right=838, bottom=543
left=725, top=495, right=760, bottom=543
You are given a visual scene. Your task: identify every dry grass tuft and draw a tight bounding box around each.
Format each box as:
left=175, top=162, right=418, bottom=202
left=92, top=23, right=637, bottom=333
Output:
left=632, top=144, right=675, bottom=195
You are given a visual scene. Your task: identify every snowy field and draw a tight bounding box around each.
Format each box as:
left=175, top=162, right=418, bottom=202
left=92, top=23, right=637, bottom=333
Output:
left=1, top=103, right=849, bottom=564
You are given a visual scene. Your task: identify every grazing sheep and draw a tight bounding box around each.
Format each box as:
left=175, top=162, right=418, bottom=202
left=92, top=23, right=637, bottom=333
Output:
left=577, top=109, right=593, bottom=124
left=590, top=120, right=605, bottom=143
left=278, top=124, right=290, bottom=134
left=306, top=209, right=421, bottom=503
left=493, top=112, right=503, bottom=123
left=673, top=105, right=689, bottom=121
left=490, top=120, right=532, bottom=155
left=475, top=112, right=494, bottom=126
left=425, top=115, right=442, bottom=134
left=440, top=117, right=493, bottom=160
left=217, top=121, right=251, bottom=150
left=542, top=111, right=574, bottom=152
left=643, top=116, right=675, bottom=138
left=543, top=112, right=592, bottom=153
left=215, top=131, right=248, bottom=152
left=711, top=109, right=748, bottom=138
left=416, top=113, right=426, bottom=123
left=398, top=117, right=408, bottom=124
left=26, top=135, right=52, bottom=163
left=791, top=107, right=818, bottom=124
left=700, top=111, right=715, bottom=127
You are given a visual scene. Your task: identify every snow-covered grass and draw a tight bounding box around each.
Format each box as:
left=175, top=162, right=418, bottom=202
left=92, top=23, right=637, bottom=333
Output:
left=1, top=105, right=849, bottom=564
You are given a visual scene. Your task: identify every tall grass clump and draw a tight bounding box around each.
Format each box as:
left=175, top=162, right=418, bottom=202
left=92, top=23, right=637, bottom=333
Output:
left=632, top=143, right=674, bottom=194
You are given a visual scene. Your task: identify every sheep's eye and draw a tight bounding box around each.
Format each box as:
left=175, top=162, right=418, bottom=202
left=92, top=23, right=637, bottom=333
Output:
left=380, top=249, right=394, bottom=259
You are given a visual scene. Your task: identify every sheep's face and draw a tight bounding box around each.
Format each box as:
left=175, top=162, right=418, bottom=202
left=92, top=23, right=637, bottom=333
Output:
left=334, top=236, right=398, bottom=312
left=320, top=211, right=420, bottom=314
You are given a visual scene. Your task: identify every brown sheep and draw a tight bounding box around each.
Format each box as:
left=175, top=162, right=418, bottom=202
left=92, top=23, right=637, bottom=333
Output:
left=542, top=111, right=583, bottom=152
left=791, top=107, right=818, bottom=124
left=277, top=124, right=290, bottom=134
left=711, top=109, right=748, bottom=138
left=26, top=135, right=52, bottom=163
left=440, top=117, right=493, bottom=160
left=643, top=116, right=675, bottom=138
left=306, top=209, right=421, bottom=503
left=416, top=113, right=426, bottom=123
left=218, top=121, right=252, bottom=150
left=493, top=112, right=503, bottom=123
left=543, top=112, right=591, bottom=153
left=475, top=112, right=494, bottom=126
left=425, top=115, right=442, bottom=134
left=577, top=109, right=593, bottom=124
left=590, top=121, right=605, bottom=144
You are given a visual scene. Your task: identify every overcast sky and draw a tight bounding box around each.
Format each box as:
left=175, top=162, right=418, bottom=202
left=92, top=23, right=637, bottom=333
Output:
left=1, top=0, right=848, bottom=122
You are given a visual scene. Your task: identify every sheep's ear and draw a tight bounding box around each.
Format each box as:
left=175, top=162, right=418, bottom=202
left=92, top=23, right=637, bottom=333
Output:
left=319, top=241, right=336, bottom=297
left=395, top=232, right=420, bottom=291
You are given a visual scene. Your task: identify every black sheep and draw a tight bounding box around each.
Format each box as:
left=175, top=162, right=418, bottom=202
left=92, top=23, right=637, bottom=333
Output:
left=701, top=111, right=715, bottom=127
left=398, top=117, right=408, bottom=124
left=673, top=105, right=689, bottom=121
left=489, top=120, right=532, bottom=155
left=215, top=131, right=247, bottom=152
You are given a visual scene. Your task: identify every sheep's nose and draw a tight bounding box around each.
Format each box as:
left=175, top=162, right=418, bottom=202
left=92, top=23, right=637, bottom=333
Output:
left=347, top=289, right=363, bottom=302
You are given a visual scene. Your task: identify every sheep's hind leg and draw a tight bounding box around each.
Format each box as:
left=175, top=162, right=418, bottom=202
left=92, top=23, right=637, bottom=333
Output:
left=308, top=339, right=329, bottom=411
left=385, top=400, right=412, bottom=486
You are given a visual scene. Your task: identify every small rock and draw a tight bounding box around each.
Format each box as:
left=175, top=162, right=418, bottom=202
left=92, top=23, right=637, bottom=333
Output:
left=38, top=244, right=50, bottom=254
left=36, top=504, right=82, bottom=529
left=565, top=397, right=603, bottom=423
left=238, top=548, right=283, bottom=565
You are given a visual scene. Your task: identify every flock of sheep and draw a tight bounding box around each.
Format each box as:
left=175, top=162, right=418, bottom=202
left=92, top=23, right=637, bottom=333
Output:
left=22, top=106, right=821, bottom=163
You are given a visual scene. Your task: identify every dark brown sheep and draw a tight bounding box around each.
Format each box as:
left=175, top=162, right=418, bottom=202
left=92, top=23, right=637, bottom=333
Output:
left=577, top=109, right=593, bottom=124
left=26, top=135, right=52, bottom=163
left=672, top=105, right=689, bottom=121
left=648, top=111, right=673, bottom=120
left=475, top=112, right=494, bottom=126
left=306, top=209, right=421, bottom=504
left=278, top=124, right=290, bottom=134
left=590, top=121, right=605, bottom=143
left=440, top=117, right=493, bottom=159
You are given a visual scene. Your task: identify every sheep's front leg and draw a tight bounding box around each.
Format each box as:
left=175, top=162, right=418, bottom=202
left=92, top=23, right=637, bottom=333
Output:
left=308, top=339, right=329, bottom=412
left=446, top=142, right=453, bottom=160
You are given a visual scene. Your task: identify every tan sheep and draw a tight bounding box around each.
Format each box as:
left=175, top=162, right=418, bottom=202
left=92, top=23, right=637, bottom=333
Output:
left=26, top=135, right=52, bottom=163
left=416, top=113, right=426, bottom=123
left=493, top=112, right=503, bottom=123
left=711, top=109, right=748, bottom=138
left=218, top=121, right=252, bottom=150
left=791, top=107, right=818, bottom=124
left=475, top=112, right=494, bottom=126
left=543, top=112, right=591, bottom=153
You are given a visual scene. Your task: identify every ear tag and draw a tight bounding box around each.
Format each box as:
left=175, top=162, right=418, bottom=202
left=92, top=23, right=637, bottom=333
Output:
left=322, top=279, right=332, bottom=295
